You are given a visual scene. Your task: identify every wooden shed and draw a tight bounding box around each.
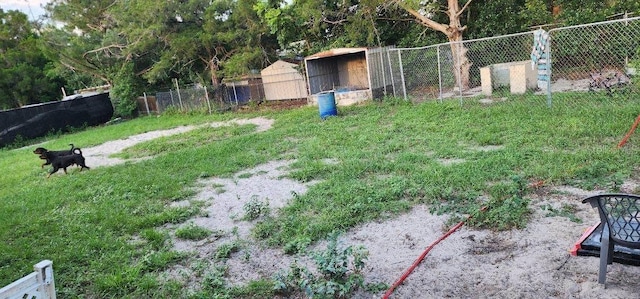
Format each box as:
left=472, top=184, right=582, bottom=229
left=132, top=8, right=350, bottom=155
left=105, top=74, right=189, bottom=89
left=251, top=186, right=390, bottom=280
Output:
left=261, top=60, right=308, bottom=101
left=305, top=47, right=393, bottom=106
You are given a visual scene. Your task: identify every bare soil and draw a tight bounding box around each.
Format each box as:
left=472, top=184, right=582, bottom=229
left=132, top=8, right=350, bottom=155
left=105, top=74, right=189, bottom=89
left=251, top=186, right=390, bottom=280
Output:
left=79, top=117, right=640, bottom=298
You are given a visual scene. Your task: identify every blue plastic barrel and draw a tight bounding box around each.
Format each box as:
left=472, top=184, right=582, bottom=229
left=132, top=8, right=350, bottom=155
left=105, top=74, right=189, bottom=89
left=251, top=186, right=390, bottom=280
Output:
left=317, top=91, right=337, bottom=119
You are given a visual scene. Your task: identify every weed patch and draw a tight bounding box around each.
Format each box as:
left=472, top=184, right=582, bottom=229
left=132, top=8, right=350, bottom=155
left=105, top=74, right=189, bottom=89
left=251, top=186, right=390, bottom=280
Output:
left=275, top=233, right=369, bottom=298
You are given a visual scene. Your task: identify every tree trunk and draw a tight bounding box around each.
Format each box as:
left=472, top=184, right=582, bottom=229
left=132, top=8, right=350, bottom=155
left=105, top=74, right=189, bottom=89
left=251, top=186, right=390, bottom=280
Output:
left=446, top=0, right=471, bottom=91
left=449, top=33, right=471, bottom=91
left=394, top=0, right=472, bottom=91
left=209, top=57, right=220, bottom=88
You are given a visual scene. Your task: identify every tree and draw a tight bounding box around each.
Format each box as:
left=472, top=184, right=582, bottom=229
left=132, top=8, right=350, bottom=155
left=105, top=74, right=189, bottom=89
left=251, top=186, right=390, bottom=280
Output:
left=466, top=0, right=528, bottom=39
left=390, top=0, right=473, bottom=91
left=103, top=0, right=276, bottom=87
left=0, top=9, right=65, bottom=109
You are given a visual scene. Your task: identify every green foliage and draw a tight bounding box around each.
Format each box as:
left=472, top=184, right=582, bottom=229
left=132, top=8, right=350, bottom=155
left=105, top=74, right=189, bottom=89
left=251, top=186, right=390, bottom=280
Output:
left=141, top=250, right=187, bottom=272
left=468, top=176, right=531, bottom=230
left=274, top=232, right=368, bottom=299
left=175, top=223, right=212, bottom=241
left=201, top=265, right=228, bottom=294
left=0, top=10, right=65, bottom=109
left=541, top=203, right=582, bottom=223
left=242, top=196, right=271, bottom=220
left=113, top=124, right=256, bottom=159
left=110, top=62, right=141, bottom=118
left=140, top=229, right=170, bottom=250
left=215, top=241, right=242, bottom=259
left=3, top=97, right=640, bottom=297
left=283, top=237, right=312, bottom=254
left=467, top=0, right=527, bottom=39
left=519, top=0, right=553, bottom=28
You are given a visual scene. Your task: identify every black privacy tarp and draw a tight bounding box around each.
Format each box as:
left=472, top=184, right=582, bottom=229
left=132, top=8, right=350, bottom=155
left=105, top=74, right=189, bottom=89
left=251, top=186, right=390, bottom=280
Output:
left=0, top=92, right=113, bottom=147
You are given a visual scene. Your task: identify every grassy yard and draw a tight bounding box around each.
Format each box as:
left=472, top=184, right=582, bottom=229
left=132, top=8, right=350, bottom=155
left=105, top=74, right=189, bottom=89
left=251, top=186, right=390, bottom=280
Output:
left=2, top=95, right=640, bottom=298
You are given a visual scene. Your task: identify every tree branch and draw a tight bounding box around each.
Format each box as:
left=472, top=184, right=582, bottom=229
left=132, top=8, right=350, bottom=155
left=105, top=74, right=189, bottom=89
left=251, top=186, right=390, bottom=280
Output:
left=82, top=44, right=126, bottom=58
left=392, top=0, right=448, bottom=35
left=322, top=16, right=347, bottom=25
left=456, top=0, right=473, bottom=18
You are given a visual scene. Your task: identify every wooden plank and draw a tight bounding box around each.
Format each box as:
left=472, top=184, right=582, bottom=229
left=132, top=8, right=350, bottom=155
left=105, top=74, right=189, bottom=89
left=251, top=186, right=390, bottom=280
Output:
left=0, top=272, right=40, bottom=298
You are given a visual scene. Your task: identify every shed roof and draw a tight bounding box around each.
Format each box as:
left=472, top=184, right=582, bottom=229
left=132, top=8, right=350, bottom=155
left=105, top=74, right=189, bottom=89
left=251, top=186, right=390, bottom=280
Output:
left=261, top=60, right=299, bottom=75
left=305, top=47, right=367, bottom=60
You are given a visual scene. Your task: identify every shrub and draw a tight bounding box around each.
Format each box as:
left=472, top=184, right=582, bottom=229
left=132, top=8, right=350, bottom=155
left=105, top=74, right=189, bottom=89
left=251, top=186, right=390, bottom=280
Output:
left=242, top=196, right=271, bottom=220
left=274, top=232, right=368, bottom=299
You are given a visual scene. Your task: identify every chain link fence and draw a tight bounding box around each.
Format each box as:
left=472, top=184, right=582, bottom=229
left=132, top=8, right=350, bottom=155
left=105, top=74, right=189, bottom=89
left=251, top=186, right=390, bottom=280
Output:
left=138, top=16, right=640, bottom=115
left=387, top=16, right=640, bottom=107
left=139, top=71, right=309, bottom=115
left=138, top=84, right=259, bottom=115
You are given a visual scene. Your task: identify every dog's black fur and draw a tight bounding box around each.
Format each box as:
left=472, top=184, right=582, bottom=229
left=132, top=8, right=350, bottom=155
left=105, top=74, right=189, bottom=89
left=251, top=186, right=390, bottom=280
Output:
left=33, top=144, right=81, bottom=168
left=44, top=148, right=90, bottom=178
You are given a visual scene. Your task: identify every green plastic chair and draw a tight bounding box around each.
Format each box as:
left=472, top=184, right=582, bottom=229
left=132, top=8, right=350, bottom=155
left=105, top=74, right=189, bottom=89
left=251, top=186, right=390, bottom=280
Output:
left=582, top=193, right=640, bottom=286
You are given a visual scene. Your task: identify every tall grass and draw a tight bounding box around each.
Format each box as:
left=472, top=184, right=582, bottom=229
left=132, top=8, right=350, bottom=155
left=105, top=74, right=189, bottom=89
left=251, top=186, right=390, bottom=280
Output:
left=2, top=96, right=640, bottom=297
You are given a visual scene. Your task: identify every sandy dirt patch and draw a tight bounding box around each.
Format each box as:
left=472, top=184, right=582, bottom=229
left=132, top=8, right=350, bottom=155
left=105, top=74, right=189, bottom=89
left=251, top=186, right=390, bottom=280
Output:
left=164, top=157, right=640, bottom=298
left=81, top=117, right=274, bottom=168
left=69, top=117, right=640, bottom=297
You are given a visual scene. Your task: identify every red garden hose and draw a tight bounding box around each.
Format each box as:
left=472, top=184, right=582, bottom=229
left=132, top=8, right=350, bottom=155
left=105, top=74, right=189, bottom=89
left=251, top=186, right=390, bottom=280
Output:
left=382, top=207, right=486, bottom=299
left=617, top=113, right=640, bottom=148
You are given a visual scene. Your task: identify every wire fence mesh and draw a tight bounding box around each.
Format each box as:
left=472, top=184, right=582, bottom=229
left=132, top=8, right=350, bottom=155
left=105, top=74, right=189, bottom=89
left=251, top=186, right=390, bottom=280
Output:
left=139, top=71, right=310, bottom=115
left=390, top=16, right=640, bottom=108
left=138, top=16, right=640, bottom=115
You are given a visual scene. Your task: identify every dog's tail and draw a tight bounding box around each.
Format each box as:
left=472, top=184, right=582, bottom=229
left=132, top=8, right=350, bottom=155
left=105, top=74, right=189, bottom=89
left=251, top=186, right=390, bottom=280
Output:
left=73, top=148, right=82, bottom=155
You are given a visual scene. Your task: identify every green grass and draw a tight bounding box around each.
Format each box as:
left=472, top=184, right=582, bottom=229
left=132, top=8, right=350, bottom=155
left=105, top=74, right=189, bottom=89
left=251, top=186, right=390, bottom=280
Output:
left=174, top=223, right=212, bottom=241
left=2, top=95, right=640, bottom=297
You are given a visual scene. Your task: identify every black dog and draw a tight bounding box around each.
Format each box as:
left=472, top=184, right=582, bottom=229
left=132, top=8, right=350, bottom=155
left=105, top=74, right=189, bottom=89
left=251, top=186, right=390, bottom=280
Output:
left=33, top=144, right=81, bottom=168
left=44, top=148, right=90, bottom=178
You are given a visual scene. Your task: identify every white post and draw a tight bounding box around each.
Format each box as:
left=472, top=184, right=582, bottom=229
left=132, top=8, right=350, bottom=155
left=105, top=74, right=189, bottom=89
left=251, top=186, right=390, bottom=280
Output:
left=143, top=92, right=151, bottom=116
left=232, top=82, right=238, bottom=106
left=34, top=260, right=56, bottom=299
left=437, top=46, right=443, bottom=102
left=174, top=78, right=184, bottom=111
left=386, top=48, right=397, bottom=96
left=204, top=86, right=212, bottom=114
left=398, top=49, right=407, bottom=101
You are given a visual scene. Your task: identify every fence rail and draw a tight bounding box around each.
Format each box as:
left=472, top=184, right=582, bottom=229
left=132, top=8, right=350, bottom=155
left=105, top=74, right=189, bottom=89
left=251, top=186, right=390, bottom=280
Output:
left=0, top=260, right=56, bottom=299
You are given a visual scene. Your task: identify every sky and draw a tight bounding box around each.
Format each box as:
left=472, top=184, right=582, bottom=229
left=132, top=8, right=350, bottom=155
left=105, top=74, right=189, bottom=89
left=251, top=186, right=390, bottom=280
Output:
left=2, top=0, right=48, bottom=20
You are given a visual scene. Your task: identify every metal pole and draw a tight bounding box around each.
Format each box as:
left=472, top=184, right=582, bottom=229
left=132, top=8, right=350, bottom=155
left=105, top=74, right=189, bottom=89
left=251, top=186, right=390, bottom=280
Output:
left=456, top=43, right=463, bottom=106
left=204, top=86, right=212, bottom=114
left=143, top=92, right=150, bottom=115
left=174, top=78, right=184, bottom=111
left=546, top=34, right=552, bottom=107
left=398, top=49, right=407, bottom=101
left=437, top=46, right=443, bottom=102
left=232, top=82, right=238, bottom=106
left=387, top=48, right=397, bottom=96
left=379, top=48, right=387, bottom=96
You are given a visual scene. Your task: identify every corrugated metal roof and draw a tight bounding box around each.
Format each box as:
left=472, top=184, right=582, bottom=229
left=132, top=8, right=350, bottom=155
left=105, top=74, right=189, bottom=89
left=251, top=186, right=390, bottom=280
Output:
left=305, top=47, right=368, bottom=60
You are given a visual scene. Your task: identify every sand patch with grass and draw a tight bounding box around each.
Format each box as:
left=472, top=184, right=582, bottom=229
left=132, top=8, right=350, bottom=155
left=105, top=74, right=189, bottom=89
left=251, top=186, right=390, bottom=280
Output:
left=81, top=117, right=640, bottom=298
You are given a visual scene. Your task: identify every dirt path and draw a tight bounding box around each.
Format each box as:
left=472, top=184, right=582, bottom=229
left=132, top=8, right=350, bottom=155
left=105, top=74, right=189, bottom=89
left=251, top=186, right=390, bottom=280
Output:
left=81, top=117, right=274, bottom=168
